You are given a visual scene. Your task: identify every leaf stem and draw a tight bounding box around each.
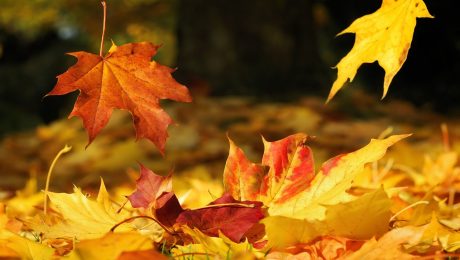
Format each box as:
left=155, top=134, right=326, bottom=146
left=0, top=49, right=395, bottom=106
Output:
left=110, top=215, right=175, bottom=236
left=99, top=1, right=107, bottom=57
left=44, top=145, right=72, bottom=215
left=389, top=200, right=429, bottom=223
left=193, top=203, right=255, bottom=210
left=172, top=252, right=214, bottom=259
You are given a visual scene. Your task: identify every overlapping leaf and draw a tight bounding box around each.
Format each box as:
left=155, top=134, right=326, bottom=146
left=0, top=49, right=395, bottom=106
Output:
left=346, top=226, right=421, bottom=260
left=0, top=230, right=55, bottom=260
left=176, top=193, right=264, bottom=243
left=263, top=188, right=392, bottom=248
left=224, top=133, right=315, bottom=206
left=127, top=164, right=265, bottom=243
left=224, top=133, right=409, bottom=220
left=127, top=164, right=172, bottom=209
left=73, top=232, right=153, bottom=260
left=31, top=180, right=131, bottom=240
left=265, top=236, right=364, bottom=259
left=171, top=226, right=264, bottom=259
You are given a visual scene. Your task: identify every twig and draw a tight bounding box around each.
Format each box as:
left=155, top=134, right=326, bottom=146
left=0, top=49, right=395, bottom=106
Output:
left=44, top=145, right=72, bottom=215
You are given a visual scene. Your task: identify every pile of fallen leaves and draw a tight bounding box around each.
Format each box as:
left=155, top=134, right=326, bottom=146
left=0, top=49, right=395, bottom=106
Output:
left=3, top=123, right=460, bottom=259
left=5, top=0, right=460, bottom=259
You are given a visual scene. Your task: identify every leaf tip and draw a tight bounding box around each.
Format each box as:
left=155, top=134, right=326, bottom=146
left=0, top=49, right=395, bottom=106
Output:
left=84, top=138, right=95, bottom=150
left=328, top=75, right=348, bottom=103
left=108, top=41, right=118, bottom=53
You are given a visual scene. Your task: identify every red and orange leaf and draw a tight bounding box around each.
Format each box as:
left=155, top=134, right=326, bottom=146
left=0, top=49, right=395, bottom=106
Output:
left=46, top=42, right=192, bottom=152
left=176, top=193, right=265, bottom=243
left=223, top=137, right=265, bottom=201
left=127, top=164, right=172, bottom=209
left=224, top=134, right=315, bottom=205
left=260, top=134, right=315, bottom=204
left=224, top=133, right=409, bottom=220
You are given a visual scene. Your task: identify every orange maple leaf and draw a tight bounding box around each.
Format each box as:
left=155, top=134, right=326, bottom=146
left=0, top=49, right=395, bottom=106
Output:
left=46, top=42, right=192, bottom=152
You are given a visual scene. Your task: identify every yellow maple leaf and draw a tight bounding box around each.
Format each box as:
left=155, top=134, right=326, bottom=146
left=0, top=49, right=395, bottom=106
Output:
left=346, top=226, right=419, bottom=260
left=413, top=214, right=460, bottom=252
left=0, top=230, right=55, bottom=260
left=34, top=180, right=131, bottom=240
left=323, top=187, right=392, bottom=239
left=171, top=226, right=264, bottom=259
left=328, top=0, right=433, bottom=102
left=263, top=188, right=392, bottom=248
left=72, top=232, right=153, bottom=260
left=262, top=216, right=323, bottom=249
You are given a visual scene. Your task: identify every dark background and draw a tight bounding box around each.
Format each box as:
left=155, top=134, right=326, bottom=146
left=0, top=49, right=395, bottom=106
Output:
left=0, top=0, right=458, bottom=137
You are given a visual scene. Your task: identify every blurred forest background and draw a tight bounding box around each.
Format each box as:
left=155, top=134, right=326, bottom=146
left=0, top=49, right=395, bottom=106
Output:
left=0, top=0, right=458, bottom=137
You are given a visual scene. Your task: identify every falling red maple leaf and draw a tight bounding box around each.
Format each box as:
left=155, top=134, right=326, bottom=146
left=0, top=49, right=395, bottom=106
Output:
left=46, top=42, right=192, bottom=152
left=176, top=193, right=265, bottom=243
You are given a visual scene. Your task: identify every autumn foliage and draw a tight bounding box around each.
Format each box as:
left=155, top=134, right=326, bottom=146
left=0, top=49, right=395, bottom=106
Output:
left=46, top=42, right=191, bottom=152
left=3, top=0, right=456, bottom=259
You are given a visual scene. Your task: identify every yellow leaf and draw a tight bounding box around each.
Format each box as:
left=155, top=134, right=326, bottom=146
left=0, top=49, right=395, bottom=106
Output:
left=265, top=236, right=361, bottom=260
left=0, top=230, right=54, bottom=260
left=413, top=214, right=460, bottom=252
left=324, top=187, right=392, bottom=239
left=38, top=180, right=131, bottom=240
left=346, top=226, right=420, bottom=260
left=268, top=134, right=409, bottom=220
left=263, top=188, right=391, bottom=248
left=422, top=152, right=460, bottom=186
left=406, top=192, right=438, bottom=226
left=262, top=216, right=324, bottom=249
left=73, top=232, right=153, bottom=260
left=171, top=226, right=264, bottom=259
left=328, top=0, right=433, bottom=101
left=6, top=177, right=43, bottom=216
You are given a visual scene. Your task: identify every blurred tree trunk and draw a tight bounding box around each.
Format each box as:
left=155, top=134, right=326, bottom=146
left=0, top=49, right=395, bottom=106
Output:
left=176, top=0, right=324, bottom=97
